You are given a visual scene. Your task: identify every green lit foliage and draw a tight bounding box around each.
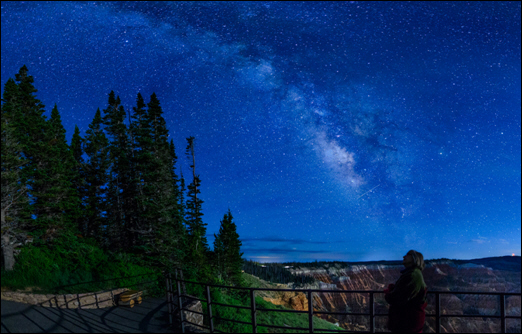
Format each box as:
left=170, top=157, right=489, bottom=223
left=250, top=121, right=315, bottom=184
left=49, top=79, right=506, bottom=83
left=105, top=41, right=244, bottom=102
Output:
left=200, top=274, right=341, bottom=333
left=0, top=230, right=162, bottom=296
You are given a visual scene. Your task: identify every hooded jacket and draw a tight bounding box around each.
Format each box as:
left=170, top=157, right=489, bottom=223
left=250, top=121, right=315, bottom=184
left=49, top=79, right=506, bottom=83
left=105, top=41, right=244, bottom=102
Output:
left=384, top=266, right=428, bottom=333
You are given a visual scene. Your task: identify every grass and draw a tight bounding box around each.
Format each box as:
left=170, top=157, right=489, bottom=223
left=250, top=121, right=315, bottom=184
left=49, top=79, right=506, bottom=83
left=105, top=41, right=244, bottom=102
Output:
left=188, top=273, right=343, bottom=333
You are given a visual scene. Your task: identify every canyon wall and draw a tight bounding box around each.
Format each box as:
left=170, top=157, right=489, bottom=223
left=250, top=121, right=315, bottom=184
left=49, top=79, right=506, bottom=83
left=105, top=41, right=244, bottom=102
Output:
left=277, top=257, right=521, bottom=333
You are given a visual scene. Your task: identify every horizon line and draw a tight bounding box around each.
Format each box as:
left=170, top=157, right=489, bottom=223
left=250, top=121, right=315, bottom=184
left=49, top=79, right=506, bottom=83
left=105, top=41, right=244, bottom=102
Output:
left=244, top=254, right=520, bottom=264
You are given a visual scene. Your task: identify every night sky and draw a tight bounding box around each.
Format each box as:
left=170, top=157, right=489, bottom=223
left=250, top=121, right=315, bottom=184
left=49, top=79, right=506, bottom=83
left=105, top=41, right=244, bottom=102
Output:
left=2, top=2, right=520, bottom=263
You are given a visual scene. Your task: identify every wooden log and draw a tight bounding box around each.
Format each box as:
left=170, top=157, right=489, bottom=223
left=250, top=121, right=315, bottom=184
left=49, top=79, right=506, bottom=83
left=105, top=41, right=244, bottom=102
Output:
left=119, top=290, right=142, bottom=301
left=118, top=299, right=135, bottom=307
left=118, top=290, right=143, bottom=307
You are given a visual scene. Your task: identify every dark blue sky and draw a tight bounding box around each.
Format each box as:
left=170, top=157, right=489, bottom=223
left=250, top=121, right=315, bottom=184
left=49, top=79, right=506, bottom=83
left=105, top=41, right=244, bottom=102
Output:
left=2, top=1, right=520, bottom=262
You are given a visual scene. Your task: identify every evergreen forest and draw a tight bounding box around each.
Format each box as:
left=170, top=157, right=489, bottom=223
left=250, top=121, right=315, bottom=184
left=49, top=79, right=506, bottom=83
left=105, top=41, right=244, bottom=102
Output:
left=1, top=65, right=244, bottom=297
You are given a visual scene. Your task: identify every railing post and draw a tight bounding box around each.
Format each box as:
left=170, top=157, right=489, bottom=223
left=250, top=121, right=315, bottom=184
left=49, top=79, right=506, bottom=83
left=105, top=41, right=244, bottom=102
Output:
left=500, top=294, right=505, bottom=333
left=206, top=285, right=214, bottom=333
left=435, top=291, right=440, bottom=333
left=308, top=290, right=314, bottom=333
left=180, top=269, right=187, bottom=295
left=369, top=292, right=375, bottom=333
left=177, top=279, right=185, bottom=333
left=250, top=289, right=257, bottom=333
left=166, top=272, right=172, bottom=326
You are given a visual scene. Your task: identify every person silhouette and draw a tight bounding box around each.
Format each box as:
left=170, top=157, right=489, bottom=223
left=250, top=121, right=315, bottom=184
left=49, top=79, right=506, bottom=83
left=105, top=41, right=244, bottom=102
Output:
left=384, top=250, right=428, bottom=333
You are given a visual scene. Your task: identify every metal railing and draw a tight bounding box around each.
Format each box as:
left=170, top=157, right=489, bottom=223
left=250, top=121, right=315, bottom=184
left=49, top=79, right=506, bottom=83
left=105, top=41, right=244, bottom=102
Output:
left=54, top=272, right=164, bottom=309
left=165, top=272, right=521, bottom=333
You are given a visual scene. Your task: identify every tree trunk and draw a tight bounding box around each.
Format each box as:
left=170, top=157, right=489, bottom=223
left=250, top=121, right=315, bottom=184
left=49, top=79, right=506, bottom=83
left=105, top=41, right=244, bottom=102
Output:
left=1, top=234, right=16, bottom=271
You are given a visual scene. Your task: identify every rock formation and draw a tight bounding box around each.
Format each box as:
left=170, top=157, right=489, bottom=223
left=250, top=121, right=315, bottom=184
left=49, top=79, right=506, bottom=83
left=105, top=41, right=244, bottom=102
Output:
left=274, top=256, right=521, bottom=333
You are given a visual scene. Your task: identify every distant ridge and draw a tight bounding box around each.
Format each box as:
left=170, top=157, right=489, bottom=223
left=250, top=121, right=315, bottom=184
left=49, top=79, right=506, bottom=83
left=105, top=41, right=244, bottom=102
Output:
left=278, top=256, right=521, bottom=272
left=451, top=255, right=521, bottom=272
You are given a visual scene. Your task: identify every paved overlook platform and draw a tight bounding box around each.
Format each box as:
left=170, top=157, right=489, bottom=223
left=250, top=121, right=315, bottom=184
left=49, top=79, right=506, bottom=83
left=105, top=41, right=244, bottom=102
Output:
left=1, top=296, right=179, bottom=333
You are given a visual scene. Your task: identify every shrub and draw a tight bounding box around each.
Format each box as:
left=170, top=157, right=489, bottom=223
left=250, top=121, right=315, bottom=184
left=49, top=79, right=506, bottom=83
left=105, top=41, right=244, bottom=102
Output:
left=1, top=233, right=163, bottom=297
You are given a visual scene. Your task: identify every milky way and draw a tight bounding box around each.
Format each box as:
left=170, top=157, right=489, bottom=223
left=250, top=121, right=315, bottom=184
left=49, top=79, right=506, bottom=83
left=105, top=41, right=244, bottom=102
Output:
left=1, top=2, right=520, bottom=262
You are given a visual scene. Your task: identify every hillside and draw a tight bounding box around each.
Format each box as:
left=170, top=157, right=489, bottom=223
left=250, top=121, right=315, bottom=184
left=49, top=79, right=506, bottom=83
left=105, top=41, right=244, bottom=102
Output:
left=240, top=273, right=344, bottom=332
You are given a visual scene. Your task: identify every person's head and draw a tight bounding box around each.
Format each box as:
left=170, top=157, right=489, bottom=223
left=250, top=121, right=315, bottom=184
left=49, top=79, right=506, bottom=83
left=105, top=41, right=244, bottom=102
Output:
left=402, top=250, right=425, bottom=270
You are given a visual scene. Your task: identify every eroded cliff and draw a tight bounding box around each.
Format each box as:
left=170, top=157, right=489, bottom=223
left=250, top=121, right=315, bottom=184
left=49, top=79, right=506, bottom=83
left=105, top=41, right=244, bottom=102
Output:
left=255, top=257, right=521, bottom=333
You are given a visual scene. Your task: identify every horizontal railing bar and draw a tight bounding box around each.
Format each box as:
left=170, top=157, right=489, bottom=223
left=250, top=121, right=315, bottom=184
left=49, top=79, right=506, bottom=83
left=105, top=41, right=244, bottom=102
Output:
left=180, top=301, right=421, bottom=318
left=48, top=272, right=161, bottom=290
left=256, top=322, right=311, bottom=331
left=125, top=278, right=161, bottom=284
left=176, top=280, right=207, bottom=287
left=171, top=299, right=521, bottom=319
left=430, top=314, right=520, bottom=319
left=182, top=319, right=210, bottom=330
left=209, top=283, right=252, bottom=291
left=212, top=315, right=253, bottom=326
left=179, top=295, right=206, bottom=303
left=310, top=289, right=378, bottom=293
left=211, top=301, right=251, bottom=310
left=173, top=278, right=376, bottom=293
left=180, top=308, right=206, bottom=317
left=52, top=281, right=163, bottom=295
left=179, top=308, right=521, bottom=327
left=171, top=278, right=522, bottom=296
left=433, top=292, right=522, bottom=296
left=311, top=328, right=357, bottom=333
left=256, top=307, right=308, bottom=314
left=314, top=310, right=373, bottom=316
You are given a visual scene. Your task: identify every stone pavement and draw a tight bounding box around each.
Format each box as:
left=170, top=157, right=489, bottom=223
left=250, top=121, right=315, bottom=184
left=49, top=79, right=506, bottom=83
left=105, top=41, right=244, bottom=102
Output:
left=1, top=295, right=180, bottom=333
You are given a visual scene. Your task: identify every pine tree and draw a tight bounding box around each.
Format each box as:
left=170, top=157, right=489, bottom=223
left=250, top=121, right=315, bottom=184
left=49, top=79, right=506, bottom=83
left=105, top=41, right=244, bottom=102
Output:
left=165, top=139, right=187, bottom=270
left=42, top=104, right=83, bottom=237
left=185, top=137, right=205, bottom=239
left=127, top=93, right=149, bottom=249
left=127, top=92, right=158, bottom=250
left=83, top=109, right=110, bottom=244
left=148, top=93, right=169, bottom=145
left=70, top=125, right=88, bottom=236
left=4, top=66, right=80, bottom=243
left=126, top=93, right=186, bottom=272
left=101, top=92, right=133, bottom=251
left=4, top=66, right=50, bottom=238
left=169, top=139, right=183, bottom=221
left=213, top=228, right=225, bottom=281
left=178, top=168, right=187, bottom=223
left=1, top=80, right=32, bottom=270
left=184, top=136, right=210, bottom=278
left=214, top=209, right=244, bottom=286
left=145, top=93, right=185, bottom=271
left=186, top=174, right=205, bottom=242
